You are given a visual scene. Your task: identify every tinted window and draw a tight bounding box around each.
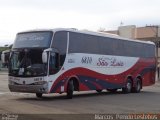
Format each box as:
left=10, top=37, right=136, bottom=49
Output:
left=52, top=31, right=67, bottom=66
left=69, top=32, right=155, bottom=58
left=13, top=31, right=53, bottom=48
left=69, top=32, right=100, bottom=54
left=52, top=31, right=67, bottom=54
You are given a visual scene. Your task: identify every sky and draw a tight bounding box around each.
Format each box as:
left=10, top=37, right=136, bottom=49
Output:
left=0, top=0, right=160, bottom=46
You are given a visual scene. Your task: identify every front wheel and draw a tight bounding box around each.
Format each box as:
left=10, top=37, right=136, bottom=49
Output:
left=36, top=93, right=43, bottom=98
left=66, top=80, right=74, bottom=99
left=122, top=79, right=132, bottom=94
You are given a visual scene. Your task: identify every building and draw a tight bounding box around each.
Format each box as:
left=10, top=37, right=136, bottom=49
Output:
left=104, top=25, right=160, bottom=80
left=106, top=25, right=160, bottom=41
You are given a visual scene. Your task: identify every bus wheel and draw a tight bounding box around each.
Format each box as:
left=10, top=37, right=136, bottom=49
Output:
left=122, top=79, right=132, bottom=94
left=107, top=89, right=117, bottom=93
left=66, top=80, right=74, bottom=99
left=132, top=78, right=141, bottom=93
left=36, top=93, right=43, bottom=98
left=96, top=89, right=102, bottom=93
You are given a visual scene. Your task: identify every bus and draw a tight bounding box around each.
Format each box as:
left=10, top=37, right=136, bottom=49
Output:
left=7, top=28, right=156, bottom=99
left=1, top=49, right=10, bottom=68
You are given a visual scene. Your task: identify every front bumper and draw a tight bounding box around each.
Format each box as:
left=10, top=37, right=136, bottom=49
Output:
left=8, top=83, right=48, bottom=93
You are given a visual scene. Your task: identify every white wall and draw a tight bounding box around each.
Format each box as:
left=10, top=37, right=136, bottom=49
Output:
left=118, top=25, right=136, bottom=39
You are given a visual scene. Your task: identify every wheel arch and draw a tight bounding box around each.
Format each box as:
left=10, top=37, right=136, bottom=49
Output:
left=67, top=76, right=80, bottom=91
left=125, top=75, right=134, bottom=87
left=122, top=75, right=134, bottom=93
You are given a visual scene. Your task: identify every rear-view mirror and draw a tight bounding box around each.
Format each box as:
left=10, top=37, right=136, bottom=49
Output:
left=42, top=51, right=48, bottom=63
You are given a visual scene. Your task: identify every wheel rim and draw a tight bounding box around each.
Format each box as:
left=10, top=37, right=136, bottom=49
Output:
left=127, top=82, right=132, bottom=92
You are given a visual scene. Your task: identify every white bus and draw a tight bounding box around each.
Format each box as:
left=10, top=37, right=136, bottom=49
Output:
left=8, top=28, right=156, bottom=99
left=1, top=49, right=10, bottom=68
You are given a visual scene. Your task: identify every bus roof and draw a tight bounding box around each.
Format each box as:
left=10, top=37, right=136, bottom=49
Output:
left=19, top=28, right=155, bottom=45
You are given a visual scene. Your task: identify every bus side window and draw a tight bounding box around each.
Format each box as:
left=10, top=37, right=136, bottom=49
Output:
left=49, top=52, right=59, bottom=75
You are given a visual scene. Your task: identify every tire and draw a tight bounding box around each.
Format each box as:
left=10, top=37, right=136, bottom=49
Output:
left=96, top=89, right=102, bottom=93
left=107, top=89, right=117, bottom=93
left=122, top=79, right=132, bottom=94
left=132, top=78, right=141, bottom=93
left=66, top=80, right=74, bottom=99
left=36, top=93, right=43, bottom=98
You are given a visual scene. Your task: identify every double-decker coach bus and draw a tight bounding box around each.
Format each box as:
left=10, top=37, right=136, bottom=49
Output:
left=8, top=28, right=156, bottom=99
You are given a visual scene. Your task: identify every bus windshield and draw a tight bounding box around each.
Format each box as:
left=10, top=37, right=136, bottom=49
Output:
left=13, top=31, right=53, bottom=48
left=9, top=49, right=47, bottom=77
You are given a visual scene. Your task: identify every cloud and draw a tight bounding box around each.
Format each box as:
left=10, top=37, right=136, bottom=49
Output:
left=0, top=0, right=160, bottom=45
